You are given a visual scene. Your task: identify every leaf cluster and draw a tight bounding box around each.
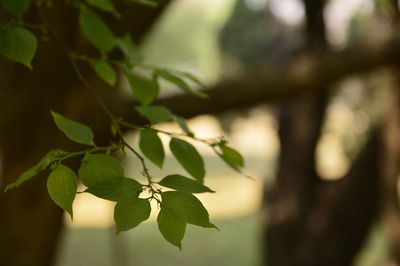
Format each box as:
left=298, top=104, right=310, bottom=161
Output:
left=2, top=0, right=248, bottom=249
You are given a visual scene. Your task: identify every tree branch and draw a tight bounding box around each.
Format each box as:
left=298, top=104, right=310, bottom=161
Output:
left=118, top=35, right=400, bottom=122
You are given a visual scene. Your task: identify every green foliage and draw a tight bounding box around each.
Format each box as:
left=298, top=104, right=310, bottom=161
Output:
left=4, top=149, right=67, bottom=191
left=125, top=70, right=160, bottom=105
left=79, top=153, right=124, bottom=187
left=116, top=34, right=143, bottom=63
left=173, top=115, right=193, bottom=136
left=182, top=72, right=206, bottom=87
left=51, top=111, right=94, bottom=145
left=157, top=191, right=217, bottom=249
left=155, top=69, right=208, bottom=99
left=157, top=205, right=186, bottom=249
left=6, top=165, right=40, bottom=191
left=162, top=191, right=217, bottom=229
left=136, top=105, right=173, bottom=124
left=216, top=143, right=244, bottom=171
left=114, top=197, right=152, bottom=234
left=3, top=0, right=248, bottom=250
left=139, top=128, right=165, bottom=168
left=47, top=164, right=77, bottom=219
left=91, top=60, right=117, bottom=86
left=170, top=138, right=205, bottom=183
left=85, top=0, right=119, bottom=16
left=79, top=5, right=115, bottom=54
left=1, top=0, right=30, bottom=17
left=85, top=177, right=142, bottom=201
left=0, top=26, right=37, bottom=69
left=127, top=0, right=161, bottom=7
left=159, top=174, right=214, bottom=194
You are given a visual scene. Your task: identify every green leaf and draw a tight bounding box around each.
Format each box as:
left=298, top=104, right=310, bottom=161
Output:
left=90, top=60, right=116, bottom=86
left=173, top=116, right=193, bottom=136
left=1, top=0, right=30, bottom=17
left=169, top=138, right=205, bottom=183
left=0, top=26, right=37, bottom=69
left=162, top=191, right=216, bottom=229
left=157, top=205, right=186, bottom=249
left=125, top=70, right=159, bottom=105
left=159, top=174, right=214, bottom=194
left=114, top=197, right=151, bottom=234
left=116, top=34, right=143, bottom=63
left=40, top=149, right=69, bottom=166
left=136, top=106, right=173, bottom=124
left=217, top=143, right=244, bottom=171
left=127, top=0, right=160, bottom=7
left=4, top=149, right=68, bottom=191
left=86, top=0, right=119, bottom=16
left=5, top=165, right=40, bottom=192
left=156, top=70, right=207, bottom=99
left=86, top=177, right=142, bottom=201
left=139, top=129, right=164, bottom=168
left=47, top=164, right=77, bottom=219
left=79, top=6, right=115, bottom=54
left=79, top=154, right=124, bottom=187
left=182, top=72, right=206, bottom=87
left=51, top=111, right=94, bottom=145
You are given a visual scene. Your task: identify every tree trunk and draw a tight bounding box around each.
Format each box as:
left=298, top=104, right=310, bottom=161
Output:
left=380, top=76, right=400, bottom=265
left=264, top=122, right=382, bottom=266
left=263, top=0, right=381, bottom=264
left=263, top=91, right=328, bottom=265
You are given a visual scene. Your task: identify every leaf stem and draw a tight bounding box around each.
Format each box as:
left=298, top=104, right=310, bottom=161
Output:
left=60, top=144, right=120, bottom=162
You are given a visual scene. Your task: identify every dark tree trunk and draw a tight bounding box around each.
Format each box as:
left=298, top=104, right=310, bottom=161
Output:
left=263, top=0, right=329, bottom=263
left=379, top=4, right=400, bottom=264
left=0, top=3, right=168, bottom=265
left=294, top=130, right=381, bottom=266
left=380, top=77, right=400, bottom=265
left=263, top=0, right=382, bottom=265
left=263, top=91, right=328, bottom=265
left=264, top=124, right=382, bottom=266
